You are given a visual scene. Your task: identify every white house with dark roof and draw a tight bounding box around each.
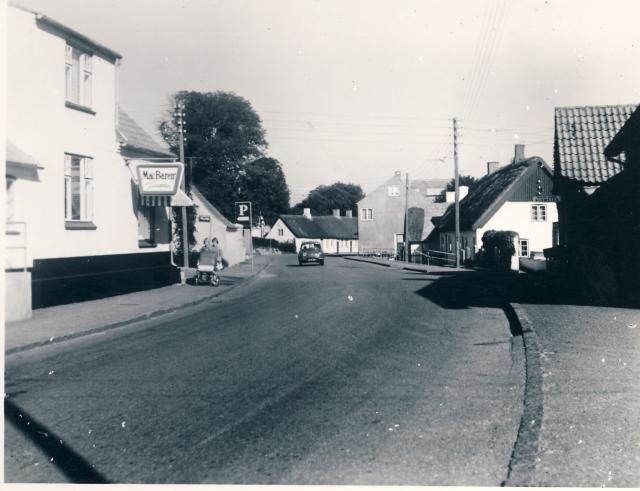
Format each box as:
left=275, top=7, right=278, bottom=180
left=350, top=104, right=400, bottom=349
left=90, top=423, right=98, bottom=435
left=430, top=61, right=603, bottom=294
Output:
left=429, top=145, right=558, bottom=263
left=266, top=208, right=358, bottom=254
left=5, top=4, right=187, bottom=318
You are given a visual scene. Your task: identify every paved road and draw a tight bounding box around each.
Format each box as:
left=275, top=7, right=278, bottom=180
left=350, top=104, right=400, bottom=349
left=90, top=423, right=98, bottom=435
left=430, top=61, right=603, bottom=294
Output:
left=5, top=255, right=523, bottom=484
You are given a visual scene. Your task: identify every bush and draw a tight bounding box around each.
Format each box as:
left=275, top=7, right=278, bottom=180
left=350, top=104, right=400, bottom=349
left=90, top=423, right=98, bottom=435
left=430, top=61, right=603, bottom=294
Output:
left=480, top=230, right=518, bottom=268
left=252, top=237, right=296, bottom=253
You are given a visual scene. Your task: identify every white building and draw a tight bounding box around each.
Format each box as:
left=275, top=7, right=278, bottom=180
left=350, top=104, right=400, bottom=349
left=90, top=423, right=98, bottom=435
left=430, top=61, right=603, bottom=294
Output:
left=5, top=5, right=189, bottom=319
left=430, top=145, right=559, bottom=263
left=266, top=208, right=359, bottom=254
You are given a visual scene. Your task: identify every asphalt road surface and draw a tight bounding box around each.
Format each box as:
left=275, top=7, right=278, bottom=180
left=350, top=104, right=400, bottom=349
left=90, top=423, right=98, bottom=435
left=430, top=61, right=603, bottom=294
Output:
left=5, top=255, right=524, bottom=484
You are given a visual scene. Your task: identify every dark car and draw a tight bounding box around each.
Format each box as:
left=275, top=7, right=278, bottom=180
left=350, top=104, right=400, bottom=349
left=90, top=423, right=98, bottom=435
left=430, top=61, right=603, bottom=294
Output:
left=298, top=241, right=324, bottom=266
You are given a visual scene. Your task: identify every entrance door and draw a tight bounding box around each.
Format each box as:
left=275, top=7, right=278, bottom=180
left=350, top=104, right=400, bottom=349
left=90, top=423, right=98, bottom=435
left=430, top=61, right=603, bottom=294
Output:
left=394, top=233, right=404, bottom=258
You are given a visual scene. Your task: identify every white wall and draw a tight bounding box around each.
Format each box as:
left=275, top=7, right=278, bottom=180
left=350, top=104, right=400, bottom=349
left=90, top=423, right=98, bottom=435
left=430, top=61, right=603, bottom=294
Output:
left=265, top=218, right=296, bottom=243
left=477, top=201, right=558, bottom=256
left=7, top=8, right=164, bottom=265
left=191, top=191, right=246, bottom=266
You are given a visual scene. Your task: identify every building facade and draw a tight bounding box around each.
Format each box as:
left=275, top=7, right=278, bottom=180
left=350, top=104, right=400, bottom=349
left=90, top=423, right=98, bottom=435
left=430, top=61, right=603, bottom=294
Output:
left=357, top=172, right=448, bottom=257
left=5, top=5, right=184, bottom=318
left=266, top=209, right=358, bottom=254
left=432, top=146, right=558, bottom=263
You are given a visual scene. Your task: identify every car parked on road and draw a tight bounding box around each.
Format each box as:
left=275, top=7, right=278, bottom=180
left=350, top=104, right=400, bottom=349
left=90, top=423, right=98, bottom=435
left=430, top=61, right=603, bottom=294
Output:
left=298, top=241, right=324, bottom=266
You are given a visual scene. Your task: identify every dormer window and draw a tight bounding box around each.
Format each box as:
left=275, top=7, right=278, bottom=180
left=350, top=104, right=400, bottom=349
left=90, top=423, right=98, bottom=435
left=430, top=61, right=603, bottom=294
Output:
left=65, top=44, right=92, bottom=108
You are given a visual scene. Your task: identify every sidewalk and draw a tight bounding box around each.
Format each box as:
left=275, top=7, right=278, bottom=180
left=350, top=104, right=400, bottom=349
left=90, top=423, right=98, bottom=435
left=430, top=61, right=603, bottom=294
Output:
left=5, top=254, right=272, bottom=355
left=512, top=300, right=640, bottom=487
left=343, top=255, right=463, bottom=274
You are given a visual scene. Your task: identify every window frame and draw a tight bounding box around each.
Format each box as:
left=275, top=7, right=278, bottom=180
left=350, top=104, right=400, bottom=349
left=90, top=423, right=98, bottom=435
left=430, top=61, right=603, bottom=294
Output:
left=531, top=204, right=547, bottom=222
left=64, top=153, right=95, bottom=228
left=65, top=44, right=93, bottom=110
left=519, top=239, right=529, bottom=257
left=360, top=208, right=374, bottom=221
left=387, top=186, right=400, bottom=197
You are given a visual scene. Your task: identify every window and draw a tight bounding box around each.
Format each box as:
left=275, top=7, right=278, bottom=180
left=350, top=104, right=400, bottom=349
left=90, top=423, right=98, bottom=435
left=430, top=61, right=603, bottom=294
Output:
left=65, top=44, right=92, bottom=107
left=531, top=204, right=547, bottom=222
left=278, top=228, right=284, bottom=237
left=137, top=206, right=156, bottom=246
left=519, top=239, right=529, bottom=257
left=387, top=186, right=400, bottom=197
left=360, top=208, right=373, bottom=221
left=64, top=154, right=93, bottom=223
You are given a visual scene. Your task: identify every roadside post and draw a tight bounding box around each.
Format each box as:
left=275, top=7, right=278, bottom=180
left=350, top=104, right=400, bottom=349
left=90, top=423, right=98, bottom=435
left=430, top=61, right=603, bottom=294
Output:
left=235, top=201, right=253, bottom=272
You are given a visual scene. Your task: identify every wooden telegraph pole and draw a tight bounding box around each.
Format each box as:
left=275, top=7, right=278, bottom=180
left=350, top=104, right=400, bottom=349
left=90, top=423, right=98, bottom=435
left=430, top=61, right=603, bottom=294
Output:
left=176, top=102, right=189, bottom=283
left=453, top=117, right=460, bottom=268
left=404, top=172, right=409, bottom=262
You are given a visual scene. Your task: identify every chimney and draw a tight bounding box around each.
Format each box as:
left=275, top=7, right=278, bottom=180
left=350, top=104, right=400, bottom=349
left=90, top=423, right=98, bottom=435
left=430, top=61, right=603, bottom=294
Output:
left=459, top=185, right=469, bottom=200
left=487, top=161, right=500, bottom=175
left=514, top=144, right=525, bottom=163
left=332, top=209, right=340, bottom=218
left=345, top=210, right=352, bottom=218
left=303, top=208, right=312, bottom=218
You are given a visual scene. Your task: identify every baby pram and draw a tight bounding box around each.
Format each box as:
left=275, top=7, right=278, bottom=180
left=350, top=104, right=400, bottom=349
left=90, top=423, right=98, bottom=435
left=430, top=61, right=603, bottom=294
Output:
left=195, top=250, right=221, bottom=286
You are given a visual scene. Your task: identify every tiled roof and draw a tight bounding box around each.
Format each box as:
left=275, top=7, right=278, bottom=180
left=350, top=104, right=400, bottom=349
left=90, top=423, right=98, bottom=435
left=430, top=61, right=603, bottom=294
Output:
left=118, top=108, right=175, bottom=158
left=280, top=215, right=358, bottom=240
left=436, top=158, right=542, bottom=232
left=605, top=105, right=640, bottom=159
left=555, top=104, right=637, bottom=184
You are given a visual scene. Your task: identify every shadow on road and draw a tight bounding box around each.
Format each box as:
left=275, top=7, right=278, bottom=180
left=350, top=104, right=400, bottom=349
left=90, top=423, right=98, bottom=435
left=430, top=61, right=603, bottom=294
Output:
left=4, top=398, right=109, bottom=483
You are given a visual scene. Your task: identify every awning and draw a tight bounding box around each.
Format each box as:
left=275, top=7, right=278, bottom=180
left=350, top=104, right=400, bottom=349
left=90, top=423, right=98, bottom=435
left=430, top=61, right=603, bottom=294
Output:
left=6, top=140, right=43, bottom=181
left=138, top=189, right=194, bottom=207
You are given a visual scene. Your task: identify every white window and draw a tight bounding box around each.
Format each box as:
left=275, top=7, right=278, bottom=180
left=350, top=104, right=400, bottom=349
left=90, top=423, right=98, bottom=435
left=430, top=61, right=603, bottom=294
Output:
left=65, top=45, right=93, bottom=107
left=361, top=208, right=373, bottom=221
left=531, top=204, right=547, bottom=222
left=64, top=154, right=93, bottom=222
left=278, top=228, right=284, bottom=237
left=519, top=239, right=529, bottom=257
left=387, top=186, right=400, bottom=197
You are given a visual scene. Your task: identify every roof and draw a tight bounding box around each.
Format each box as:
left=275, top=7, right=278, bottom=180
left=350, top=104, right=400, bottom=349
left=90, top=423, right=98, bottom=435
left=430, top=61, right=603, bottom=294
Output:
left=555, top=104, right=637, bottom=185
left=10, top=4, right=123, bottom=62
left=436, top=157, right=548, bottom=232
left=409, top=178, right=449, bottom=194
left=191, top=186, right=239, bottom=229
left=279, top=215, right=358, bottom=240
left=7, top=140, right=39, bottom=166
left=118, top=108, right=175, bottom=158
left=605, top=105, right=640, bottom=160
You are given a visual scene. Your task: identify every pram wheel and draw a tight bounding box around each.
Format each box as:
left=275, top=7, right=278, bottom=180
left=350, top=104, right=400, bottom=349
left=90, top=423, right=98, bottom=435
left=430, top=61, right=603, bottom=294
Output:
left=211, top=273, right=220, bottom=287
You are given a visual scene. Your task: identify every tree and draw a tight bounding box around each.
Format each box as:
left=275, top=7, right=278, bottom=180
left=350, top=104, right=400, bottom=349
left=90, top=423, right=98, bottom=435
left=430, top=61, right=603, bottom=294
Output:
left=158, top=91, right=268, bottom=221
left=243, top=157, right=291, bottom=225
left=291, top=182, right=364, bottom=216
left=436, top=175, right=479, bottom=202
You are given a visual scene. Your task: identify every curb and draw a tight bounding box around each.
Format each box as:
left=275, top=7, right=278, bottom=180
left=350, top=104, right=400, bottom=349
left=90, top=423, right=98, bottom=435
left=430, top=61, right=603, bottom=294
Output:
left=343, top=256, right=392, bottom=267
left=6, top=258, right=273, bottom=356
left=503, top=302, right=544, bottom=486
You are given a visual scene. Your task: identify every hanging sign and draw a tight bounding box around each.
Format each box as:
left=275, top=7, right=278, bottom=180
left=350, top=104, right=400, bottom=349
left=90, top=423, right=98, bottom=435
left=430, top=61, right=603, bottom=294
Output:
left=235, top=201, right=252, bottom=226
left=136, top=163, right=183, bottom=196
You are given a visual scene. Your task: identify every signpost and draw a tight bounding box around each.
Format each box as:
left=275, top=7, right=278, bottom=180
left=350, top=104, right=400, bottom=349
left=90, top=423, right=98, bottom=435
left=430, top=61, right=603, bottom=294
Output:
left=235, top=201, right=253, bottom=272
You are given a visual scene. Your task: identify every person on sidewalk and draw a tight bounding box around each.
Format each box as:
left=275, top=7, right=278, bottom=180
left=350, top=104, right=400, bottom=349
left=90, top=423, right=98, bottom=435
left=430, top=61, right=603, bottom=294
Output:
left=211, top=237, right=224, bottom=270
left=200, top=238, right=210, bottom=252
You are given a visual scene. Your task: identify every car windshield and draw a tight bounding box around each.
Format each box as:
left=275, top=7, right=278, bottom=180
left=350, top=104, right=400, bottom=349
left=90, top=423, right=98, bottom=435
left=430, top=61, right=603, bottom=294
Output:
left=302, top=244, right=320, bottom=251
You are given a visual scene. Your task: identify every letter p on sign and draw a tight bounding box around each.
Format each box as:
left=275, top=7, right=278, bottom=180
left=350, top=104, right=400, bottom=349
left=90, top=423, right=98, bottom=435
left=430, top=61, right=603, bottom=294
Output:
left=235, top=201, right=251, bottom=226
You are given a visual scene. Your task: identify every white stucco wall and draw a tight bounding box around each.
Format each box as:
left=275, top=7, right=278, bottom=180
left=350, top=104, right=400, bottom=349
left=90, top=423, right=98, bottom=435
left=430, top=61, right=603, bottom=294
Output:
left=7, top=7, right=165, bottom=266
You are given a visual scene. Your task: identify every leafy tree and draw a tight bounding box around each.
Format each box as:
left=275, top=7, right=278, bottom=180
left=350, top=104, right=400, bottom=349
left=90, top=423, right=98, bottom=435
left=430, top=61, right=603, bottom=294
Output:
left=291, top=182, right=364, bottom=216
left=243, top=157, right=290, bottom=225
left=436, top=175, right=479, bottom=202
left=159, top=91, right=268, bottom=221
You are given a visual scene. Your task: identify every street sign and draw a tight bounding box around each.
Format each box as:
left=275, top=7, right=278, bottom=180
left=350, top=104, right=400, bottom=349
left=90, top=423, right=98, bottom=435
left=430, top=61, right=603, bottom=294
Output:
left=198, top=215, right=210, bottom=222
left=235, top=201, right=252, bottom=225
left=533, top=195, right=560, bottom=202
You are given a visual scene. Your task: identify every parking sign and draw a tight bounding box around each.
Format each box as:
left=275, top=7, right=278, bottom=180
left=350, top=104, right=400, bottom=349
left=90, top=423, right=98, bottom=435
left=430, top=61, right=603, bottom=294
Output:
left=235, top=201, right=252, bottom=226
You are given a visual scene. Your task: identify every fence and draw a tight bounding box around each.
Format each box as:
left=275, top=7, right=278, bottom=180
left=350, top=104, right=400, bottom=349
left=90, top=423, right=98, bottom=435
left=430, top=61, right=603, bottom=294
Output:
left=411, top=249, right=457, bottom=267
left=359, top=249, right=397, bottom=260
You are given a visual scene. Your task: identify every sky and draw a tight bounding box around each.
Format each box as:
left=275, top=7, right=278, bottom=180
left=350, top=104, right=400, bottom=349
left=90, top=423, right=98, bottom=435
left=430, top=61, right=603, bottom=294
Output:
left=12, top=0, right=640, bottom=205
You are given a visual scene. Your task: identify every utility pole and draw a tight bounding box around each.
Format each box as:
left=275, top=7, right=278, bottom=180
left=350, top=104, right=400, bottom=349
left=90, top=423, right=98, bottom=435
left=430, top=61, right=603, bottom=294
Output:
left=404, top=172, right=409, bottom=262
left=453, top=117, right=460, bottom=268
left=176, top=102, right=189, bottom=283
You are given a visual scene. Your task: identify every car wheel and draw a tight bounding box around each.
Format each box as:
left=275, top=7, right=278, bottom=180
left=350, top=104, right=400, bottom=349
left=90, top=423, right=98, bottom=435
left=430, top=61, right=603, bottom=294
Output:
left=320, top=260, right=324, bottom=266
left=299, top=261, right=303, bottom=266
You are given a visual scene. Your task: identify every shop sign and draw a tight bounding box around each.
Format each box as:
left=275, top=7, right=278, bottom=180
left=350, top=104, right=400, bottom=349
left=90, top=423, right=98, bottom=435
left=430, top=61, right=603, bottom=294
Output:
left=136, top=163, right=183, bottom=196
